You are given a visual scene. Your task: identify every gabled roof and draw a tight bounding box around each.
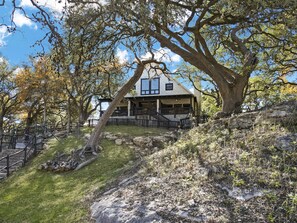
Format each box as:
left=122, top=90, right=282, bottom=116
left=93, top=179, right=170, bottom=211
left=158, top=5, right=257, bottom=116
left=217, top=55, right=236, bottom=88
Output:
left=125, top=66, right=194, bottom=98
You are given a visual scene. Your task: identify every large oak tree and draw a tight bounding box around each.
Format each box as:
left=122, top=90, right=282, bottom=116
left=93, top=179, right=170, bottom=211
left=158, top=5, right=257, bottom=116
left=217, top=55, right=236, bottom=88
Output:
left=63, top=0, right=297, bottom=114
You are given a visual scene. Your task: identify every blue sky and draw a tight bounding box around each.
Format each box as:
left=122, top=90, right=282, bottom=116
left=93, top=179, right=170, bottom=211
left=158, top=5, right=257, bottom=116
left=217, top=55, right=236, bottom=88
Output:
left=0, top=0, right=183, bottom=69
left=0, top=0, right=64, bottom=66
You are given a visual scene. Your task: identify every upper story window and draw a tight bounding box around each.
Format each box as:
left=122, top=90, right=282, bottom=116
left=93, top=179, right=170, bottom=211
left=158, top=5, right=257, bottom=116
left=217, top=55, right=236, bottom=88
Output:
left=165, top=83, right=173, bottom=91
left=141, top=78, right=160, bottom=95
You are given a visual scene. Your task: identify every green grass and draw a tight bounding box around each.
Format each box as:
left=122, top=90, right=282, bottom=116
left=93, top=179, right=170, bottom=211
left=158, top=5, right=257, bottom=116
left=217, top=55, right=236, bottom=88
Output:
left=103, top=125, right=169, bottom=136
left=0, top=129, right=138, bottom=223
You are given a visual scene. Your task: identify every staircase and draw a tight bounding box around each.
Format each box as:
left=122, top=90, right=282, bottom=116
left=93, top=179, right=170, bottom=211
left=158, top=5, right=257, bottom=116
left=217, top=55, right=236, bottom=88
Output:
left=147, top=110, right=179, bottom=128
left=150, top=111, right=170, bottom=122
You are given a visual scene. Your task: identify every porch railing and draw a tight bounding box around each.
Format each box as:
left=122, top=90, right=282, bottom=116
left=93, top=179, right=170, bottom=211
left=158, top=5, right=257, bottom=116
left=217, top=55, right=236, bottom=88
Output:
left=110, top=107, right=193, bottom=117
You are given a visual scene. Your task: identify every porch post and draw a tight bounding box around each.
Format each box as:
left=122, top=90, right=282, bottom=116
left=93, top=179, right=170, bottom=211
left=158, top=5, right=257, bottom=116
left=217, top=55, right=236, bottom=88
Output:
left=190, top=97, right=193, bottom=113
left=157, top=99, right=160, bottom=113
left=128, top=100, right=131, bottom=117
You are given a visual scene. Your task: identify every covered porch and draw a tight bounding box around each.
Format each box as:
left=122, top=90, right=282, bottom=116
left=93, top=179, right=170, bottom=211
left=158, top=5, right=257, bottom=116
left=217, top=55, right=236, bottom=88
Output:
left=110, top=95, right=200, bottom=120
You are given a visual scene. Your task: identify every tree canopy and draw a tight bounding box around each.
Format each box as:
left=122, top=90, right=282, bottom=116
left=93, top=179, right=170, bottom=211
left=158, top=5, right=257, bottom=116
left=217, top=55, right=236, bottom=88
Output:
left=57, top=0, right=297, bottom=114
left=0, top=59, right=19, bottom=133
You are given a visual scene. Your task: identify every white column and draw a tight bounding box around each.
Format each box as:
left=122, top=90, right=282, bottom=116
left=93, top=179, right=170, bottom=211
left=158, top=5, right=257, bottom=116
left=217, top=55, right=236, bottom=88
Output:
left=128, top=100, right=131, bottom=117
left=157, top=99, right=160, bottom=113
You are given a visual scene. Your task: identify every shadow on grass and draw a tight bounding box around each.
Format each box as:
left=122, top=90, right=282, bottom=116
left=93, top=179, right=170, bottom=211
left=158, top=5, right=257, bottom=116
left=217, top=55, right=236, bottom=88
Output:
left=0, top=137, right=135, bottom=223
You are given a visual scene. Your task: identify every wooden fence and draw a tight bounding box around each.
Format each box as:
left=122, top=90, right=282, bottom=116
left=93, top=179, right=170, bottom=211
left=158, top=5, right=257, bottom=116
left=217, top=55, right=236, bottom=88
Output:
left=0, top=134, right=44, bottom=179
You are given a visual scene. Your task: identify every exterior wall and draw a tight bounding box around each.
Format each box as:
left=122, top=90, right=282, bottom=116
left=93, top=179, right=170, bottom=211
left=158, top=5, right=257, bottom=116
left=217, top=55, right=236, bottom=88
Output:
left=125, top=65, right=192, bottom=98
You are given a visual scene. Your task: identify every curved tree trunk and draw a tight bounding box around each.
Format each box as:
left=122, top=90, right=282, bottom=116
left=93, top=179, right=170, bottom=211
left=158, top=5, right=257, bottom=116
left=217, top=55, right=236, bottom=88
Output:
left=85, top=60, right=153, bottom=151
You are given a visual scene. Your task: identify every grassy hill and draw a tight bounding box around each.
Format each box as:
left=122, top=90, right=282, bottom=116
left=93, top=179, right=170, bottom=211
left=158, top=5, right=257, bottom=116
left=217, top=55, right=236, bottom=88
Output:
left=0, top=126, right=168, bottom=223
left=1, top=101, right=297, bottom=223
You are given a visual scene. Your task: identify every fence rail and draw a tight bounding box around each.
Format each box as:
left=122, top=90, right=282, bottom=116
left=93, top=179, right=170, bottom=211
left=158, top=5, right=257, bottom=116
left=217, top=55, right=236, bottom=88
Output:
left=0, top=123, right=83, bottom=180
left=88, top=118, right=180, bottom=129
left=0, top=135, right=41, bottom=179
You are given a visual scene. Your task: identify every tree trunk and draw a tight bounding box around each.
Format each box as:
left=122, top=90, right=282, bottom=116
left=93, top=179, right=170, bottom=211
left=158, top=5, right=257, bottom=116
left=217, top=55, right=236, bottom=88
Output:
left=78, top=102, right=91, bottom=126
left=85, top=61, right=149, bottom=151
left=67, top=97, right=71, bottom=134
left=218, top=76, right=248, bottom=114
left=0, top=116, right=3, bottom=135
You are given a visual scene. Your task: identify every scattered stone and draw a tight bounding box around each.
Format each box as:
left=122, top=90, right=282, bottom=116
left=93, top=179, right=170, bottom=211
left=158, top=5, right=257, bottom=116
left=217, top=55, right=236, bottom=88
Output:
left=133, top=137, right=153, bottom=147
left=217, top=184, right=264, bottom=201
left=115, top=139, right=123, bottom=145
left=275, top=133, right=297, bottom=151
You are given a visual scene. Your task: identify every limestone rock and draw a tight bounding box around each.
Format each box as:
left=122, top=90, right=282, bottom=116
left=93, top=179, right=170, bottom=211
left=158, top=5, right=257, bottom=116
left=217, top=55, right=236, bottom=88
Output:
left=217, top=184, right=264, bottom=201
left=115, top=139, right=123, bottom=145
left=133, top=137, right=153, bottom=147
left=275, top=133, right=297, bottom=151
left=91, top=196, right=163, bottom=223
left=228, top=112, right=257, bottom=129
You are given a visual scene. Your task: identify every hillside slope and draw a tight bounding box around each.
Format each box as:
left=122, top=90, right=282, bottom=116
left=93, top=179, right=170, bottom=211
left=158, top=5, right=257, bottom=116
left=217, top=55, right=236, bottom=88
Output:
left=91, top=101, right=297, bottom=223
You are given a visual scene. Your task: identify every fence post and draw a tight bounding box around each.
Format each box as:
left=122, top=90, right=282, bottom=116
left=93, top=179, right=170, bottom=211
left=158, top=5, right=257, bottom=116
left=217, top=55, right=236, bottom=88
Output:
left=33, top=134, right=37, bottom=156
left=0, top=134, right=3, bottom=153
left=24, top=147, right=27, bottom=164
left=6, top=155, right=9, bottom=177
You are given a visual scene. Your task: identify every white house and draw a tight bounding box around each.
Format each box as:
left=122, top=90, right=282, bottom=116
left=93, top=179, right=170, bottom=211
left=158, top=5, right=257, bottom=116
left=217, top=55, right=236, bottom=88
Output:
left=97, top=65, right=201, bottom=128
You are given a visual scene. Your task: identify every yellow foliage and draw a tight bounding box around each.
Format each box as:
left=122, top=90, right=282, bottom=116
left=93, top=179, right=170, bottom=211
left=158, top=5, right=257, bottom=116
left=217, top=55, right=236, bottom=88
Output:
left=16, top=56, right=66, bottom=102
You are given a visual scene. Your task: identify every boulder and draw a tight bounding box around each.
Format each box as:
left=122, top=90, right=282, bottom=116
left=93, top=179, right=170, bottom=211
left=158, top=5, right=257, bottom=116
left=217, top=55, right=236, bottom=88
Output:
left=133, top=137, right=153, bottom=147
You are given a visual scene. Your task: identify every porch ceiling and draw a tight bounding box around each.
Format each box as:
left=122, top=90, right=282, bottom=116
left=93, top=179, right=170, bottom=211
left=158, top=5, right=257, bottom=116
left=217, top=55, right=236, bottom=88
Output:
left=160, top=98, right=190, bottom=104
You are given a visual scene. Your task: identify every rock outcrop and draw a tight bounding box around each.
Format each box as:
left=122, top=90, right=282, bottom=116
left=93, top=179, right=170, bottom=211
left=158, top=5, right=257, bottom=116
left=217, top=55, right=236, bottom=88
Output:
left=90, top=101, right=297, bottom=223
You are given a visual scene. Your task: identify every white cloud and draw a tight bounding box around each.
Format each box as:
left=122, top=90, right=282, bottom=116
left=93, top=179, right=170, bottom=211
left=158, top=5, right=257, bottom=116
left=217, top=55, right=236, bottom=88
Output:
left=0, top=26, right=11, bottom=47
left=20, top=0, right=67, bottom=14
left=116, top=49, right=129, bottom=64
left=13, top=67, right=24, bottom=75
left=13, top=10, right=37, bottom=29
left=20, top=0, right=106, bottom=14
left=141, top=48, right=181, bottom=63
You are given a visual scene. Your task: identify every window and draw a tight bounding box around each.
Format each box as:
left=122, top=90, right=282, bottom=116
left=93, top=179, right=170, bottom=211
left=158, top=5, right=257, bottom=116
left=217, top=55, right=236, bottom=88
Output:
left=165, top=83, right=173, bottom=91
left=141, top=78, right=159, bottom=95
left=151, top=78, right=159, bottom=94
